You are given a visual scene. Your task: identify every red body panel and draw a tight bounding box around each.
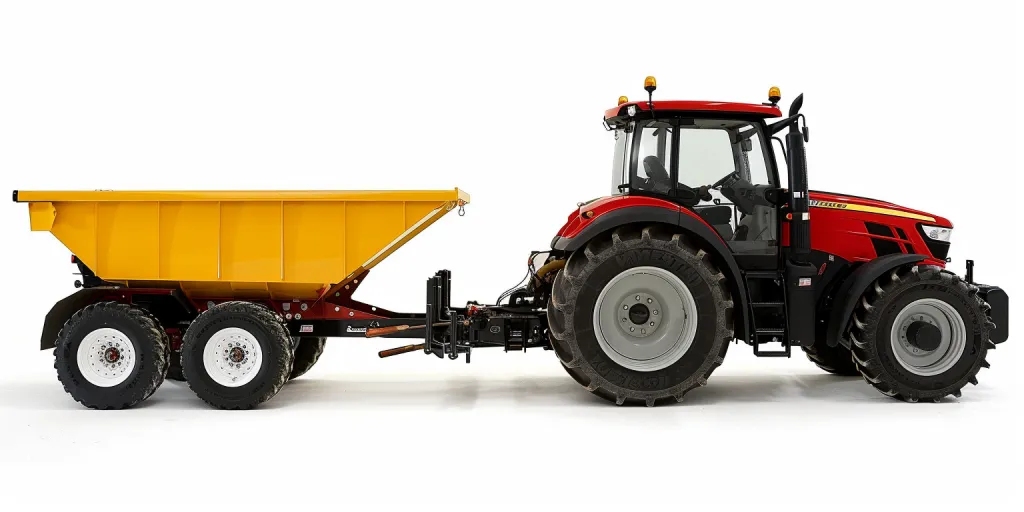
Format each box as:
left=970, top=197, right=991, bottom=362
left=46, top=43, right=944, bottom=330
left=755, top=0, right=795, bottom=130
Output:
left=605, top=100, right=782, bottom=120
left=785, top=191, right=950, bottom=266
left=557, top=191, right=949, bottom=267
left=556, top=195, right=721, bottom=241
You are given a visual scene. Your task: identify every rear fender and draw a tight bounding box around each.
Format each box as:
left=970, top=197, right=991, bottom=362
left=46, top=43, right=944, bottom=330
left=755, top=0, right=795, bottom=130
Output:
left=38, top=287, right=195, bottom=350
left=825, top=253, right=926, bottom=348
left=39, top=288, right=113, bottom=350
left=551, top=205, right=750, bottom=341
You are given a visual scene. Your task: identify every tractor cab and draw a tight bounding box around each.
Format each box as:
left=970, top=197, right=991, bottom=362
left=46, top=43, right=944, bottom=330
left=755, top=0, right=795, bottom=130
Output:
left=604, top=84, right=790, bottom=272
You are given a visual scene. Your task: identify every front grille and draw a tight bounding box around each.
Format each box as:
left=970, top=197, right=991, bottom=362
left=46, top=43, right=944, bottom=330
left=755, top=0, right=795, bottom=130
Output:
left=865, top=222, right=902, bottom=256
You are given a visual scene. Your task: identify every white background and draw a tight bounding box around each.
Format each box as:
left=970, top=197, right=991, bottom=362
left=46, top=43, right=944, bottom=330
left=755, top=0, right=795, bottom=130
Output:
left=0, top=0, right=1020, bottom=509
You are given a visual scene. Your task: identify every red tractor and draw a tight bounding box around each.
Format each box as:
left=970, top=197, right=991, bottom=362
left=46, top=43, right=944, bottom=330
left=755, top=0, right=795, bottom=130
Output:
left=530, top=79, right=1008, bottom=405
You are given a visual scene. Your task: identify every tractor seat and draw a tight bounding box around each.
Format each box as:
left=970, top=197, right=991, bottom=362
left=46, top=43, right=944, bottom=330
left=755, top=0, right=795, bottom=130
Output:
left=693, top=205, right=733, bottom=240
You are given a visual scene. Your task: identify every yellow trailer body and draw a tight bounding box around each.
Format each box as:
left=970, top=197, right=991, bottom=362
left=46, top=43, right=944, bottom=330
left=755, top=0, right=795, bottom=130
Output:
left=15, top=189, right=469, bottom=300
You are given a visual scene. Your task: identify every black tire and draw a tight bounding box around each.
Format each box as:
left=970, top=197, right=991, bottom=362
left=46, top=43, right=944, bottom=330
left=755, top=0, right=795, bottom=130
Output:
left=801, top=342, right=859, bottom=376
left=289, top=337, right=326, bottom=380
left=167, top=351, right=185, bottom=381
left=547, top=225, right=733, bottom=406
left=849, top=265, right=994, bottom=402
left=54, top=302, right=170, bottom=410
left=181, top=301, right=294, bottom=410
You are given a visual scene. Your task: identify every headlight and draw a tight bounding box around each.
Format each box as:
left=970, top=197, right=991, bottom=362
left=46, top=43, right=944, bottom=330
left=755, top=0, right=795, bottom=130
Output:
left=922, top=225, right=952, bottom=242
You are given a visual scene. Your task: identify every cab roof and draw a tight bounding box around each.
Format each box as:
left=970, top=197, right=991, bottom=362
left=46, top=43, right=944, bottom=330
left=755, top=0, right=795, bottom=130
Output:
left=604, top=100, right=782, bottom=122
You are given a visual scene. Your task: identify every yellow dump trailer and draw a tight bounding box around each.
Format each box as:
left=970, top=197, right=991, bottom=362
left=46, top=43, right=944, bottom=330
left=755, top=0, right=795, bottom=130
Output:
left=15, top=187, right=492, bottom=410
left=16, top=189, right=469, bottom=300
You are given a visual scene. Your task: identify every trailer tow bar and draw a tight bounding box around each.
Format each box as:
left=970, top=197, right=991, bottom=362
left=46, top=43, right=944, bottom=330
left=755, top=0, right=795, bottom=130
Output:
left=372, top=269, right=552, bottom=361
left=424, top=270, right=473, bottom=362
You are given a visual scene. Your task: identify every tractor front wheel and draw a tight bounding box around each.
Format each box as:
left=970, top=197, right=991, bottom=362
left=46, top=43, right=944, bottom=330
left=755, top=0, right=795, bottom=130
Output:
left=801, top=342, right=859, bottom=376
left=547, top=225, right=733, bottom=406
left=849, top=265, right=994, bottom=402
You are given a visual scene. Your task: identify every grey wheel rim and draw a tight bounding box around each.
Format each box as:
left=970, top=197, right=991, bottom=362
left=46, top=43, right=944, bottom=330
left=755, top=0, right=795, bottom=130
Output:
left=593, top=266, right=698, bottom=372
left=889, top=298, right=966, bottom=377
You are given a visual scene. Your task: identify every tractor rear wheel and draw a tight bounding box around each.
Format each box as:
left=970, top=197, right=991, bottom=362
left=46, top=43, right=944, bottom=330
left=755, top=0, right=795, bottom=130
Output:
left=289, top=337, right=326, bottom=380
left=849, top=265, right=994, bottom=402
left=181, top=301, right=294, bottom=409
left=547, top=225, right=733, bottom=406
left=801, top=342, right=858, bottom=376
left=54, top=302, right=170, bottom=409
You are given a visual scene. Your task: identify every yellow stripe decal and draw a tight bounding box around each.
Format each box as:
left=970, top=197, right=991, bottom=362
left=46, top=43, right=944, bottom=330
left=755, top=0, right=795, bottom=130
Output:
left=809, top=200, right=934, bottom=222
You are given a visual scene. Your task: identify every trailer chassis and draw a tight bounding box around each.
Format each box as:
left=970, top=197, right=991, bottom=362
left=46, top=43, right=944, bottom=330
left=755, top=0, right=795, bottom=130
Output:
left=285, top=269, right=551, bottom=360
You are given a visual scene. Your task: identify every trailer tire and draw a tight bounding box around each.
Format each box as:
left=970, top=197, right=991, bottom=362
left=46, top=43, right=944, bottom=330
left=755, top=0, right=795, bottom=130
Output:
left=548, top=224, right=733, bottom=406
left=849, top=265, right=993, bottom=402
left=167, top=352, right=185, bottom=381
left=801, top=343, right=858, bottom=376
left=54, top=302, right=170, bottom=410
left=181, top=301, right=294, bottom=409
left=289, top=337, right=326, bottom=380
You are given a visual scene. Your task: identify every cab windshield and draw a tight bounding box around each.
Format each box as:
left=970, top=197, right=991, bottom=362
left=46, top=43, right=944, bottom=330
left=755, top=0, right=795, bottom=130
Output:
left=609, top=118, right=773, bottom=201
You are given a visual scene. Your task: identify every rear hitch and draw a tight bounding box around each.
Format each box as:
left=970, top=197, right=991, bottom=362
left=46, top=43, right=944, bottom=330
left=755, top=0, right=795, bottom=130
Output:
left=374, top=269, right=550, bottom=361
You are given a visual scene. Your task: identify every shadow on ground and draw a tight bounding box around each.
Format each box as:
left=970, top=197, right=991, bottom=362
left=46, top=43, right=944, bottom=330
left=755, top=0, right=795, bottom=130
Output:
left=0, top=372, right=951, bottom=411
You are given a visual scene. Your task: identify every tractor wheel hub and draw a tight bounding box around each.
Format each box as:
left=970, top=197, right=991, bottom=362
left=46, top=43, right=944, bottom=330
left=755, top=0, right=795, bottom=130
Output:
left=906, top=320, right=942, bottom=352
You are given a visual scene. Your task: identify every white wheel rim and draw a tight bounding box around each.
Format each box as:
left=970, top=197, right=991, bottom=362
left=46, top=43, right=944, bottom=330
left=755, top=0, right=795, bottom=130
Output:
left=889, top=298, right=966, bottom=377
left=593, top=266, right=699, bottom=372
left=203, top=327, right=263, bottom=387
left=76, top=328, right=137, bottom=387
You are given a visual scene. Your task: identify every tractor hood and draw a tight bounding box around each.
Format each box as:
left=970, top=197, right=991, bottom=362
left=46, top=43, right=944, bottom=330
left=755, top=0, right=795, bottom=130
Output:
left=808, top=191, right=951, bottom=228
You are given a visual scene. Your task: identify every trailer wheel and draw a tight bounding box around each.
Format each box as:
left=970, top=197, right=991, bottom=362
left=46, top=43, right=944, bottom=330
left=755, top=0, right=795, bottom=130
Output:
left=54, top=302, right=170, bottom=409
left=181, top=301, right=294, bottom=409
left=289, top=337, right=326, bottom=380
left=167, top=352, right=185, bottom=381
left=801, top=343, right=858, bottom=376
left=849, top=265, right=994, bottom=402
left=547, top=225, right=733, bottom=406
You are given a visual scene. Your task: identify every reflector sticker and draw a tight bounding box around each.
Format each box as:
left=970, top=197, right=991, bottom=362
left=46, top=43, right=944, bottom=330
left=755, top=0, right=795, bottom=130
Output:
left=299, top=325, right=313, bottom=333
left=799, top=277, right=812, bottom=287
left=809, top=200, right=935, bottom=222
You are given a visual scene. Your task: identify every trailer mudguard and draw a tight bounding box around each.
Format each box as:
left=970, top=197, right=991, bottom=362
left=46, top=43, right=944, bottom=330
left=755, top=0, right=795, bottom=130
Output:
left=551, top=205, right=750, bottom=341
left=38, top=288, right=114, bottom=350
left=38, top=287, right=195, bottom=350
left=825, top=253, right=926, bottom=349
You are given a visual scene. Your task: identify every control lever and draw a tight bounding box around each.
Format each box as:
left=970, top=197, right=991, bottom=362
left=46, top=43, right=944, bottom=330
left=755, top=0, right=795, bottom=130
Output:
left=365, top=322, right=450, bottom=338
left=378, top=344, right=425, bottom=358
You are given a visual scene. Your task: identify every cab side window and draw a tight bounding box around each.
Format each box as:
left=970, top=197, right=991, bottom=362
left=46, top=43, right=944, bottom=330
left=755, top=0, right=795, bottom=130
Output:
left=632, top=121, right=674, bottom=193
left=676, top=128, right=734, bottom=191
